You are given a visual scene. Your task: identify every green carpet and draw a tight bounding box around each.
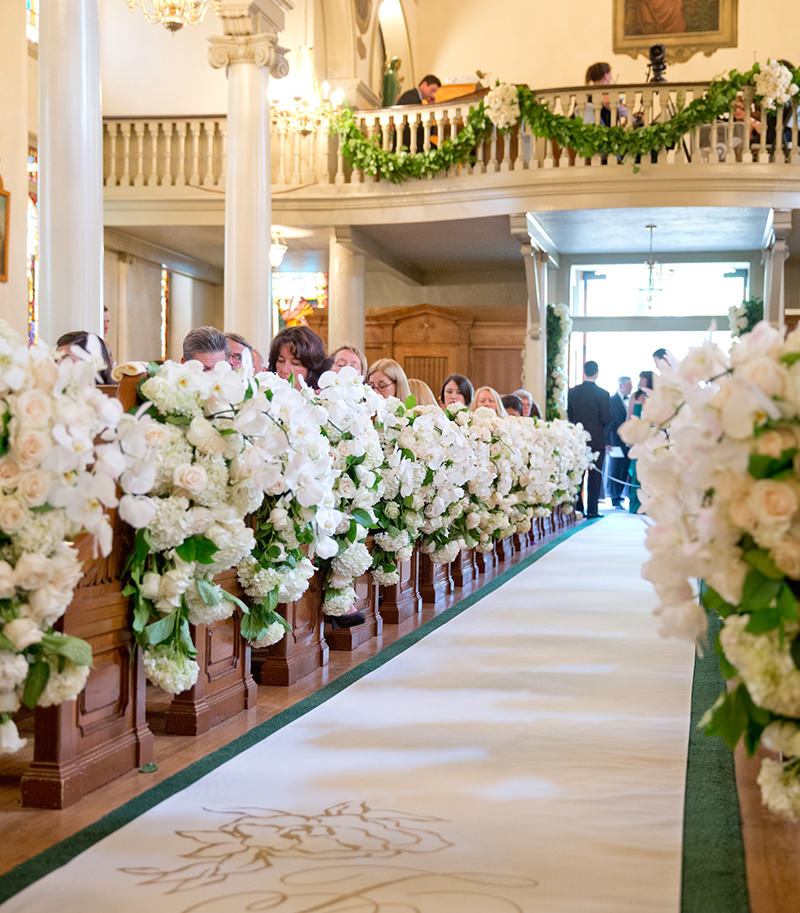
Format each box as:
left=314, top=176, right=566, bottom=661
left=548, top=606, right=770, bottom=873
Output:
left=0, top=521, right=588, bottom=903
left=681, top=612, right=751, bottom=913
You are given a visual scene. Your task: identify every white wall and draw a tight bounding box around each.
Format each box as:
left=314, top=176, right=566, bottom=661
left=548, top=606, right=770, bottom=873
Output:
left=413, top=0, right=794, bottom=89
left=0, top=0, right=30, bottom=337
left=366, top=267, right=526, bottom=310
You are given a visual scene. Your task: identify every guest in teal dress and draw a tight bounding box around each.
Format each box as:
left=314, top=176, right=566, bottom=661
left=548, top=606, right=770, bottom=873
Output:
left=627, top=370, right=654, bottom=514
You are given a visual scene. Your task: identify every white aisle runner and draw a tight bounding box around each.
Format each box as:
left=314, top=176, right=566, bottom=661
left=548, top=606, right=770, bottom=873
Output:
left=3, top=514, right=694, bottom=913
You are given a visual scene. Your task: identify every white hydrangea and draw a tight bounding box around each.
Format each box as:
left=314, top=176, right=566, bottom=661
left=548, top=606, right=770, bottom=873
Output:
left=754, top=59, right=799, bottom=110
left=485, top=82, right=521, bottom=130
left=142, top=645, right=200, bottom=694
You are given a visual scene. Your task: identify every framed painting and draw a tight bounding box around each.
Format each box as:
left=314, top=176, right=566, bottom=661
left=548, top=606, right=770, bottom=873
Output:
left=613, top=0, right=738, bottom=64
left=0, top=179, right=8, bottom=283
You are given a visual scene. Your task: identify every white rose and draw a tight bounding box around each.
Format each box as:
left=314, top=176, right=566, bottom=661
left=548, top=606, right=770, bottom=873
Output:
left=0, top=497, right=28, bottom=535
left=772, top=538, right=800, bottom=578
left=14, top=552, right=55, bottom=590
left=13, top=429, right=51, bottom=468
left=0, top=456, right=22, bottom=490
left=337, top=477, right=357, bottom=499
left=0, top=719, right=26, bottom=753
left=0, top=561, right=15, bottom=599
left=756, top=429, right=797, bottom=460
left=3, top=617, right=44, bottom=650
left=15, top=389, right=52, bottom=428
left=144, top=424, right=170, bottom=447
left=173, top=463, right=208, bottom=495
left=187, top=416, right=224, bottom=455
left=141, top=572, right=162, bottom=600
left=17, top=470, right=51, bottom=507
left=740, top=357, right=788, bottom=398
left=748, top=479, right=798, bottom=524
left=269, top=507, right=290, bottom=530
left=119, top=494, right=157, bottom=530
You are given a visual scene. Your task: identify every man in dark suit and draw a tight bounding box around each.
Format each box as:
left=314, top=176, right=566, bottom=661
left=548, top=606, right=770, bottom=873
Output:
left=607, top=375, right=632, bottom=509
left=567, top=361, right=611, bottom=518
left=395, top=74, right=441, bottom=152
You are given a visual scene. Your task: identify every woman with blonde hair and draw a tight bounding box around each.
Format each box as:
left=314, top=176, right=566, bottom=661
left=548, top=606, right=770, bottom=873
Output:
left=331, top=343, right=368, bottom=376
left=470, top=385, right=507, bottom=416
left=408, top=378, right=439, bottom=407
left=366, top=358, right=411, bottom=401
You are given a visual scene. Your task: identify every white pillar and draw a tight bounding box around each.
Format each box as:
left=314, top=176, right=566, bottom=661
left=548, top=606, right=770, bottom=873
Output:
left=38, top=0, right=103, bottom=345
left=209, top=3, right=288, bottom=357
left=762, top=210, right=792, bottom=328
left=328, top=230, right=366, bottom=351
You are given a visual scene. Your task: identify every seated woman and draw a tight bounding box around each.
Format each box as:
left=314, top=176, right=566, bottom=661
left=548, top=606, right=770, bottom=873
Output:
left=470, top=385, right=507, bottom=416
left=408, top=378, right=439, bottom=407
left=56, top=331, right=114, bottom=385
left=330, top=343, right=368, bottom=376
left=365, top=358, right=412, bottom=401
left=501, top=393, right=524, bottom=416
left=268, top=326, right=332, bottom=391
left=440, top=373, right=474, bottom=409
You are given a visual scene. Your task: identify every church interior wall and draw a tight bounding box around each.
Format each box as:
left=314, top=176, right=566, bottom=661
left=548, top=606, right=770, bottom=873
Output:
left=0, top=0, right=30, bottom=336
left=365, top=266, right=527, bottom=311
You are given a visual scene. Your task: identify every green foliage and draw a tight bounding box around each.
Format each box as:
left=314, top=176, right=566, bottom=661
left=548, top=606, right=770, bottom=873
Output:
left=330, top=66, right=767, bottom=183
left=703, top=682, right=773, bottom=756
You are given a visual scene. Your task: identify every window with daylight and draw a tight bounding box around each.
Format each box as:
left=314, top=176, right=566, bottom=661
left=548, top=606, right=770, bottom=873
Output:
left=26, top=0, right=39, bottom=43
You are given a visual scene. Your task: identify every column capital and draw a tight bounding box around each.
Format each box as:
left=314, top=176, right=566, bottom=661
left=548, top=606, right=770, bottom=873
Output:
left=208, top=32, right=289, bottom=77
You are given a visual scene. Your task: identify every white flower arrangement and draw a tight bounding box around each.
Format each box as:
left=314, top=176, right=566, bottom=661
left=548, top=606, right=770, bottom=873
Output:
left=484, top=82, right=521, bottom=131
left=0, top=323, right=128, bottom=754
left=546, top=303, right=571, bottom=420
left=754, top=59, right=799, bottom=111
left=623, top=321, right=800, bottom=819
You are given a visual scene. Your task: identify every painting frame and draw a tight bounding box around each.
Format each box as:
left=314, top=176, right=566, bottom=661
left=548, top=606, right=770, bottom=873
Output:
left=0, top=179, right=8, bottom=284
left=613, top=0, right=738, bottom=64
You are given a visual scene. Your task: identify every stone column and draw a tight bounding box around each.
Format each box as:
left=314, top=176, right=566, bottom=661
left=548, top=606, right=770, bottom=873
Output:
left=209, top=1, right=288, bottom=356
left=38, top=0, right=103, bottom=344
left=762, top=210, right=792, bottom=328
left=327, top=229, right=366, bottom=352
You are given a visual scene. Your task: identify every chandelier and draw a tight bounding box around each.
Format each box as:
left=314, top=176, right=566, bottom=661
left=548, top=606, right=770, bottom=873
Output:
left=271, top=47, right=337, bottom=136
left=640, top=224, right=663, bottom=311
left=270, top=231, right=288, bottom=269
left=126, top=0, right=219, bottom=33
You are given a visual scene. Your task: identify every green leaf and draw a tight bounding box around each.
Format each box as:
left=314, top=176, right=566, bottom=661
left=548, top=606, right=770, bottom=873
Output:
left=143, top=613, right=177, bottom=646
left=743, top=548, right=784, bottom=580
left=22, top=661, right=51, bottom=709
left=196, top=578, right=222, bottom=606
left=347, top=520, right=358, bottom=543
left=178, top=617, right=197, bottom=656
left=744, top=609, right=781, bottom=634
left=739, top=569, right=782, bottom=613
left=40, top=633, right=93, bottom=667
left=265, top=588, right=279, bottom=612
left=703, top=683, right=750, bottom=752
left=351, top=508, right=373, bottom=528
left=139, top=762, right=158, bottom=773
left=404, top=394, right=417, bottom=409
left=778, top=585, right=799, bottom=623
left=791, top=633, right=800, bottom=671
left=748, top=449, right=797, bottom=480
left=220, top=588, right=249, bottom=614
left=0, top=632, right=16, bottom=652
left=714, top=636, right=738, bottom=680
left=700, top=584, right=736, bottom=617
left=164, top=413, right=192, bottom=426
left=240, top=613, right=266, bottom=642
left=780, top=352, right=800, bottom=367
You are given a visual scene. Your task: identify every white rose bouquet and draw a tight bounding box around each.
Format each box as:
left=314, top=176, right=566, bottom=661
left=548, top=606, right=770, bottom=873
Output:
left=623, top=322, right=800, bottom=819
left=0, top=324, right=128, bottom=754
left=235, top=372, right=340, bottom=639
left=313, top=368, right=383, bottom=616
left=484, top=81, right=521, bottom=131
left=754, top=59, right=799, bottom=111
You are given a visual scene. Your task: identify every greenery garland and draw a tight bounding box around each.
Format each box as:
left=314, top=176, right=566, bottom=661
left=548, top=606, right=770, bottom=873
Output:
left=330, top=62, right=798, bottom=184
left=546, top=303, right=571, bottom=421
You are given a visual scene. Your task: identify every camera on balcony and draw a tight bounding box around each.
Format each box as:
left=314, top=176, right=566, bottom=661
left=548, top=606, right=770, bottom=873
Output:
left=647, top=43, right=667, bottom=83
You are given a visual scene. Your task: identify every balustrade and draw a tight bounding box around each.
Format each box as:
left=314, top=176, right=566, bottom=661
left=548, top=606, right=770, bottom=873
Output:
left=102, top=85, right=799, bottom=195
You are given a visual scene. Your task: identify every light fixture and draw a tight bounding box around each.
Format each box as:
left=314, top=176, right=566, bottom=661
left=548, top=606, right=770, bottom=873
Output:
left=640, top=223, right=663, bottom=311
left=270, top=0, right=342, bottom=135
left=270, top=231, right=288, bottom=269
left=125, top=0, right=218, bottom=33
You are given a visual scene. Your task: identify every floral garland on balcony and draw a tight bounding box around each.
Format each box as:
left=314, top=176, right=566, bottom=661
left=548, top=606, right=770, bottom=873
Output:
left=331, top=60, right=799, bottom=184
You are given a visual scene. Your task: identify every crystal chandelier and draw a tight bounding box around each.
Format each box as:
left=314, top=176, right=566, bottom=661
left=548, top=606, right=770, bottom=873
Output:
left=270, top=231, right=288, bottom=269
left=272, top=46, right=334, bottom=136
left=125, top=0, right=219, bottom=33
left=640, top=224, right=663, bottom=311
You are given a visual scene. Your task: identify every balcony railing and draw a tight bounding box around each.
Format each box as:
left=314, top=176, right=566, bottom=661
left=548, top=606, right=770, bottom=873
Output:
left=102, top=83, right=799, bottom=194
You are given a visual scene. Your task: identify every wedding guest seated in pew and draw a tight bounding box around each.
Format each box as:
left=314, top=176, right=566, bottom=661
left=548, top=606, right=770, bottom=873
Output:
left=56, top=331, right=114, bottom=385
left=330, top=343, right=368, bottom=376
left=513, top=388, right=541, bottom=418
left=268, top=326, right=332, bottom=392
left=226, top=332, right=255, bottom=372
left=470, top=385, right=507, bottom=416
left=440, top=373, right=474, bottom=409
left=366, top=358, right=412, bottom=401
left=408, top=378, right=439, bottom=407
left=182, top=326, right=229, bottom=371
left=501, top=393, right=524, bottom=417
